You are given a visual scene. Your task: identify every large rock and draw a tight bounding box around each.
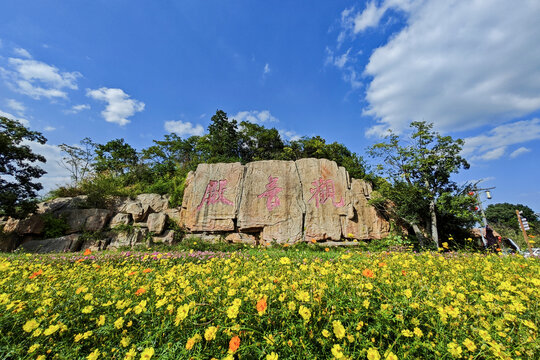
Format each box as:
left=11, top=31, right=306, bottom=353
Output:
left=3, top=214, right=45, bottom=235
left=181, top=162, right=244, bottom=232
left=36, top=196, right=88, bottom=214
left=18, top=234, right=82, bottom=253
left=107, top=228, right=149, bottom=249
left=152, top=230, right=175, bottom=244
left=341, top=179, right=390, bottom=240
left=63, top=209, right=112, bottom=233
left=147, top=213, right=167, bottom=234
left=120, top=201, right=150, bottom=222
left=109, top=213, right=132, bottom=228
left=225, top=232, right=257, bottom=245
left=295, top=158, right=350, bottom=241
left=237, top=160, right=304, bottom=243
left=136, top=194, right=169, bottom=212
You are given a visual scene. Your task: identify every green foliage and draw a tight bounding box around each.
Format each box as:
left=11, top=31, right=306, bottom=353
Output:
left=0, top=117, right=47, bottom=218
left=42, top=214, right=70, bottom=239
left=486, top=202, right=538, bottom=233
left=94, top=138, right=138, bottom=176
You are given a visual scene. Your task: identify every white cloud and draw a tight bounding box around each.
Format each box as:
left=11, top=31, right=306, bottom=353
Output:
left=13, top=47, right=32, bottom=58
left=279, top=129, right=301, bottom=142
left=325, top=47, right=362, bottom=89
left=0, top=108, right=29, bottom=126
left=232, top=110, right=279, bottom=124
left=44, top=126, right=56, bottom=132
left=6, top=99, right=25, bottom=116
left=86, top=88, right=145, bottom=126
left=263, top=63, right=271, bottom=75
left=335, top=1, right=540, bottom=136
left=164, top=120, right=204, bottom=137
left=1, top=57, right=81, bottom=99
left=64, top=104, right=90, bottom=114
left=462, top=119, right=540, bottom=161
left=509, top=147, right=531, bottom=159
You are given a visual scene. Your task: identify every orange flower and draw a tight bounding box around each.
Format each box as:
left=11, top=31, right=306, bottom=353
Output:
left=229, top=336, right=240, bottom=352
left=83, top=248, right=92, bottom=256
left=135, top=287, right=146, bottom=296
left=29, top=269, right=43, bottom=279
left=142, top=268, right=152, bottom=273
left=310, top=239, right=317, bottom=244
left=256, top=298, right=267, bottom=314
left=324, top=248, right=330, bottom=252
left=362, top=269, right=374, bottom=278
left=378, top=262, right=386, bottom=267
left=127, top=271, right=137, bottom=276
left=401, top=270, right=407, bottom=276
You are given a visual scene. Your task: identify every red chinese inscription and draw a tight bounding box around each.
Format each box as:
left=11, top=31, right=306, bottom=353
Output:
left=257, top=176, right=283, bottom=211
left=196, top=179, right=233, bottom=211
left=308, top=178, right=344, bottom=208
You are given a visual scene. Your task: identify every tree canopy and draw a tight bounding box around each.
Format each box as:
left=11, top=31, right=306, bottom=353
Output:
left=0, top=117, right=47, bottom=218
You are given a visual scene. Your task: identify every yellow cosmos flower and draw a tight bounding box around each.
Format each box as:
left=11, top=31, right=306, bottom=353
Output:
left=82, top=305, right=93, bottom=314
left=279, top=257, right=291, bottom=265
left=386, top=352, right=398, bottom=360
left=96, top=315, right=105, bottom=326
left=175, top=304, right=190, bottom=325
left=114, top=317, right=124, bottom=329
left=298, top=305, right=311, bottom=322
left=124, top=348, right=137, bottom=360
left=121, top=336, right=131, bottom=347
left=140, top=347, right=154, bottom=360
left=332, top=320, right=346, bottom=339
left=447, top=341, right=462, bottom=357
left=44, top=324, right=60, bottom=336
left=403, top=289, right=412, bottom=299
left=204, top=326, right=218, bottom=341
left=367, top=348, right=381, bottom=360
left=413, top=327, right=423, bottom=337
left=462, top=338, right=476, bottom=352
left=27, top=343, right=40, bottom=354
left=322, top=329, right=331, bottom=338
left=87, top=349, right=100, bottom=360
left=331, top=344, right=344, bottom=359
left=23, top=319, right=39, bottom=333
left=266, top=352, right=278, bottom=360
left=401, top=329, right=413, bottom=337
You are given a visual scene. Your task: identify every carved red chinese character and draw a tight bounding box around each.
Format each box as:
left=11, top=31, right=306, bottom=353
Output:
left=308, top=177, right=344, bottom=208
left=196, top=179, right=233, bottom=211
left=257, top=176, right=283, bottom=211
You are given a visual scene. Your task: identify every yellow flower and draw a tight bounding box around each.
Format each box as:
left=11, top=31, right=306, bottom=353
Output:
left=331, top=344, right=344, bottom=359
left=96, top=315, right=105, bottom=326
left=44, top=324, right=60, bottom=336
left=413, top=327, right=423, bottom=337
left=322, top=329, right=331, bottom=338
left=295, top=290, right=310, bottom=302
left=447, top=341, right=462, bottom=357
left=82, top=305, right=93, bottom=314
left=298, top=305, right=311, bottom=322
left=175, top=304, right=190, bottom=325
left=27, top=343, right=40, bottom=354
left=401, top=329, right=413, bottom=337
left=114, top=317, right=124, bottom=329
left=279, top=257, right=291, bottom=265
left=266, top=352, right=278, bottom=360
left=442, top=242, right=449, bottom=249
left=204, top=326, right=218, bottom=341
left=403, top=289, right=412, bottom=299
left=462, top=338, right=476, bottom=352
left=386, top=352, right=398, bottom=360
left=87, top=349, right=100, bottom=360
left=36, top=356, right=46, bottom=360
left=332, top=320, right=346, bottom=339
left=121, top=337, right=131, bottom=347
left=367, top=348, right=381, bottom=360
left=185, top=337, right=195, bottom=350
left=124, top=348, right=137, bottom=360
left=23, top=319, right=39, bottom=333
left=140, top=347, right=154, bottom=360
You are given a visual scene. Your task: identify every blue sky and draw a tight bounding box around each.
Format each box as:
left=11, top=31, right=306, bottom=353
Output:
left=1, top=0, right=539, bottom=211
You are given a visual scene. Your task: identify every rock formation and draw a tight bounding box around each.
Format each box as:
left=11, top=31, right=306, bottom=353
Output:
left=1, top=158, right=391, bottom=252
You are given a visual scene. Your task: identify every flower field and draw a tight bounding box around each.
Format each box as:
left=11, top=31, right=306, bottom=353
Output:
left=0, top=248, right=538, bottom=359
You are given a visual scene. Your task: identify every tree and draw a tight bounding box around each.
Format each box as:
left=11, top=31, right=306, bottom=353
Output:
left=0, top=117, right=47, bottom=218
left=486, top=203, right=538, bottom=233
left=58, top=137, right=95, bottom=185
left=369, top=121, right=470, bottom=247
left=94, top=138, right=138, bottom=176
left=238, top=121, right=284, bottom=162
left=204, top=110, right=241, bottom=162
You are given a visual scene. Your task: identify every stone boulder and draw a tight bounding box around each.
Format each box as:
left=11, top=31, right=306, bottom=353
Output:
left=341, top=179, right=390, bottom=240
left=3, top=214, right=45, bottom=235
left=147, top=213, right=167, bottom=234
left=110, top=213, right=132, bottom=228
left=296, top=158, right=350, bottom=241
left=237, top=160, right=304, bottom=243
left=136, top=194, right=169, bottom=212
left=119, top=201, right=150, bottom=222
left=181, top=162, right=244, bottom=232
left=225, top=232, right=257, bottom=245
left=152, top=230, right=175, bottom=244
left=36, top=196, right=88, bottom=214
left=107, top=228, right=149, bottom=249
left=18, top=234, right=82, bottom=253
left=63, top=209, right=112, bottom=233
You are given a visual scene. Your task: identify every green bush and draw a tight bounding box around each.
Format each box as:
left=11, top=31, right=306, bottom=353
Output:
left=42, top=214, right=70, bottom=239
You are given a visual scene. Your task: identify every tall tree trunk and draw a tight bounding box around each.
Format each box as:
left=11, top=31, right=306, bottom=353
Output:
left=429, top=199, right=438, bottom=247
left=412, top=223, right=425, bottom=248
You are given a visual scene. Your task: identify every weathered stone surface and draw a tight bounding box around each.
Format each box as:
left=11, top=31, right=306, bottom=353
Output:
left=225, top=232, right=257, bottom=245
left=63, top=209, right=112, bottom=233
left=136, top=193, right=169, bottom=212
left=296, top=158, right=350, bottom=241
left=181, top=162, right=244, bottom=232
left=3, top=214, right=45, bottom=235
left=147, top=213, right=167, bottom=234
left=341, top=179, right=390, bottom=240
left=120, top=201, right=150, bottom=222
left=107, top=228, right=149, bottom=249
left=152, top=230, right=175, bottom=244
left=110, top=213, right=132, bottom=228
left=36, top=195, right=88, bottom=214
left=18, top=234, right=82, bottom=253
left=238, top=160, right=304, bottom=243
left=165, top=209, right=181, bottom=225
